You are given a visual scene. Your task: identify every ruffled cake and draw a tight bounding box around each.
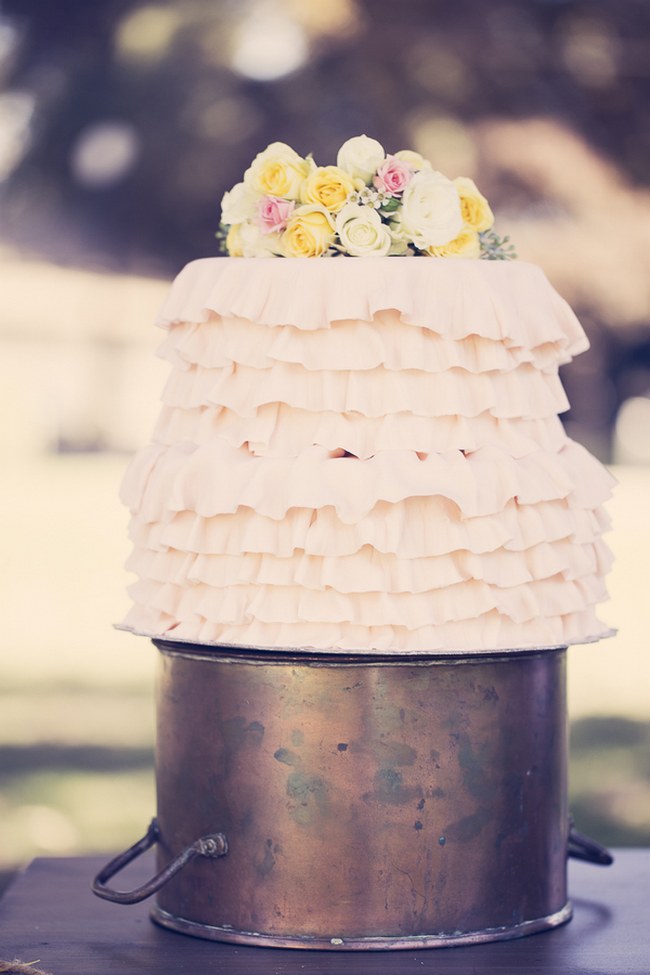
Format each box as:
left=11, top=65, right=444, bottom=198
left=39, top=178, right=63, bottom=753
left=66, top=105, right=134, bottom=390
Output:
left=119, top=255, right=614, bottom=654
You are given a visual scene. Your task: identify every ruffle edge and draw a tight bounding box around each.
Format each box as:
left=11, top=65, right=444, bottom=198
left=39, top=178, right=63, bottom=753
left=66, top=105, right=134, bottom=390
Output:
left=156, top=258, right=589, bottom=361
left=121, top=438, right=615, bottom=525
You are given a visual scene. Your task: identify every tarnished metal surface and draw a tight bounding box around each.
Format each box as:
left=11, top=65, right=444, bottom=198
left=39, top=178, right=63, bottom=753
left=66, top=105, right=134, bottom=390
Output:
left=151, top=642, right=569, bottom=948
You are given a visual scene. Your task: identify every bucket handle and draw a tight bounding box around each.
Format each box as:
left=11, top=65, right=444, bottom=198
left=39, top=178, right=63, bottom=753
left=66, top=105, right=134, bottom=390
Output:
left=92, top=818, right=228, bottom=905
left=567, top=818, right=613, bottom=866
left=92, top=815, right=609, bottom=905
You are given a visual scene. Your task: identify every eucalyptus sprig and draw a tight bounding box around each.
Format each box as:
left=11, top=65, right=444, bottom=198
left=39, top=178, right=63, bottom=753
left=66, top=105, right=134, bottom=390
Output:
left=215, top=222, right=229, bottom=256
left=479, top=230, right=517, bottom=261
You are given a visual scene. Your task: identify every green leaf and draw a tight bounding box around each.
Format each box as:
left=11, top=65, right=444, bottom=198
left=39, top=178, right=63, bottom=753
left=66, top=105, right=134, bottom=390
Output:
left=379, top=197, right=400, bottom=213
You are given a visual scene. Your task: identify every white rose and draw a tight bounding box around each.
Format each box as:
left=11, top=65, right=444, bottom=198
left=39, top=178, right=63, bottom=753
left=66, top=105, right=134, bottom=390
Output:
left=335, top=204, right=392, bottom=257
left=387, top=220, right=411, bottom=255
left=336, top=135, right=385, bottom=184
left=239, top=221, right=283, bottom=257
left=393, top=149, right=433, bottom=172
left=220, top=182, right=257, bottom=225
left=398, top=169, right=464, bottom=249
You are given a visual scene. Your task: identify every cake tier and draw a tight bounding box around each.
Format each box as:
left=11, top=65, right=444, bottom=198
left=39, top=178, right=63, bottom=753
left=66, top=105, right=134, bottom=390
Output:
left=120, top=257, right=614, bottom=654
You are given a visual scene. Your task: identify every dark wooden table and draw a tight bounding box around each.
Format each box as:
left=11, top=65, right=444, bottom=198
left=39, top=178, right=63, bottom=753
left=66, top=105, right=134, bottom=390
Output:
left=0, top=850, right=648, bottom=974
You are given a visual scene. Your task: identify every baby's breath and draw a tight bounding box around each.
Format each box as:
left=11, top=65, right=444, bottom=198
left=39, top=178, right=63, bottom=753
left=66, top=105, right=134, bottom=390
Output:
left=347, top=186, right=389, bottom=209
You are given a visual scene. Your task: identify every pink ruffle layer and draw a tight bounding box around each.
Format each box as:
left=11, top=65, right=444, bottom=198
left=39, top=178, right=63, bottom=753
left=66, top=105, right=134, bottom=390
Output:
left=120, top=257, right=614, bottom=654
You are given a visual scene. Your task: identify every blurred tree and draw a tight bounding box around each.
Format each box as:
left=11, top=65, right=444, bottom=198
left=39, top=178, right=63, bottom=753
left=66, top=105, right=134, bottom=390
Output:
left=2, top=0, right=648, bottom=459
left=1, top=0, right=649, bottom=274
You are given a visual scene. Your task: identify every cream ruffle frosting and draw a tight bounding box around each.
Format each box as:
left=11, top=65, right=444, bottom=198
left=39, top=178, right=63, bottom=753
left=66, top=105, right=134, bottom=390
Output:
left=120, top=256, right=614, bottom=654
left=153, top=406, right=569, bottom=459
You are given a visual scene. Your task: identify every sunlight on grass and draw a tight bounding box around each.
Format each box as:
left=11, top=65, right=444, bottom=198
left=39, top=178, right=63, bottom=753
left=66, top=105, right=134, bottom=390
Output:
left=0, top=690, right=154, bottom=748
left=0, top=769, right=155, bottom=866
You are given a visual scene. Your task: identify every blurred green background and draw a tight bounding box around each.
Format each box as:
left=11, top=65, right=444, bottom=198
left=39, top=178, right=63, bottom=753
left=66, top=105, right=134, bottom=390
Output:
left=1, top=0, right=649, bottom=893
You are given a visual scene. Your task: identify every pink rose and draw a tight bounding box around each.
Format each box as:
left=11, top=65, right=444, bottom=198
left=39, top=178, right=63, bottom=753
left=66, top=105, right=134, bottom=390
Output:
left=256, top=196, right=296, bottom=234
left=373, top=155, right=413, bottom=196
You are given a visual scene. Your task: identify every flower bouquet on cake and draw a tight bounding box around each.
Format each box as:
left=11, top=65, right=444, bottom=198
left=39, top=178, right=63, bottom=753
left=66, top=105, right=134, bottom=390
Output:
left=219, top=134, right=515, bottom=260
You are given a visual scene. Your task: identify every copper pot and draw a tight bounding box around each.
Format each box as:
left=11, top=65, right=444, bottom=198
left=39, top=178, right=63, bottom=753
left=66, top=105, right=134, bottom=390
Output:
left=93, top=641, right=610, bottom=950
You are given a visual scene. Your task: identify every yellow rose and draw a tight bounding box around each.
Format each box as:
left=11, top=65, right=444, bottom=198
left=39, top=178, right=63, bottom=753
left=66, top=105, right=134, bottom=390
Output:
left=393, top=149, right=432, bottom=172
left=454, top=176, right=494, bottom=233
left=301, top=165, right=356, bottom=212
left=425, top=228, right=481, bottom=259
left=244, top=142, right=310, bottom=200
left=226, top=223, right=244, bottom=257
left=282, top=204, right=336, bottom=257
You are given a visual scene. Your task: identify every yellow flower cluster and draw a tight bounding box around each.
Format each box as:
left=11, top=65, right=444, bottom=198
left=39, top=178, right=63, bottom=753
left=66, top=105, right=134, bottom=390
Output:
left=245, top=142, right=310, bottom=199
left=282, top=205, right=336, bottom=258
left=301, top=166, right=356, bottom=213
left=219, top=136, right=503, bottom=259
left=434, top=176, right=494, bottom=258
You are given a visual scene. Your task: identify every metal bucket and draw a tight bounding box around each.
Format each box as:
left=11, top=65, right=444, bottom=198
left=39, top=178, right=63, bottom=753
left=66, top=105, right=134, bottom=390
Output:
left=93, top=641, right=610, bottom=950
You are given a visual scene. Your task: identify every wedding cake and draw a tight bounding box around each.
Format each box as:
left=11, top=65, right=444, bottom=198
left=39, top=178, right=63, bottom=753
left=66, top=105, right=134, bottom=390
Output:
left=119, top=136, right=614, bottom=655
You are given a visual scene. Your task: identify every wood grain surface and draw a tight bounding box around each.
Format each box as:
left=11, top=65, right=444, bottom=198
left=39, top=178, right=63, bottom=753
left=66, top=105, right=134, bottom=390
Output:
left=0, top=850, right=647, bottom=974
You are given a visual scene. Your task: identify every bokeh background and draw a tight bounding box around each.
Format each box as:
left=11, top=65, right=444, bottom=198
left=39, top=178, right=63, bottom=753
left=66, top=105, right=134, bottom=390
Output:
left=1, top=0, right=649, bottom=891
